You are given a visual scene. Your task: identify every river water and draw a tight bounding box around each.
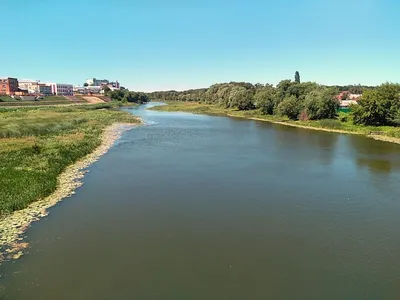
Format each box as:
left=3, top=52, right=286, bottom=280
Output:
left=1, top=103, right=400, bottom=299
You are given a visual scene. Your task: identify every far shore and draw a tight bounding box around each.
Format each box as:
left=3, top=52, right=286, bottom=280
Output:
left=0, top=122, right=138, bottom=264
left=230, top=115, right=400, bottom=144
left=150, top=102, right=400, bottom=145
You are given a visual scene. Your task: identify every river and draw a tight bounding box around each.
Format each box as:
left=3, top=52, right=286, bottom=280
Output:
left=1, top=103, right=400, bottom=299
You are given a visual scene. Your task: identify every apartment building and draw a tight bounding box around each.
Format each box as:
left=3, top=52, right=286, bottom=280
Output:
left=18, top=80, right=40, bottom=94
left=0, top=77, right=19, bottom=95
left=46, top=83, right=73, bottom=96
left=38, top=84, right=52, bottom=95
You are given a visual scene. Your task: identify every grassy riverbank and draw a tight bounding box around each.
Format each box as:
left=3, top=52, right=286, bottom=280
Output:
left=0, top=95, right=78, bottom=107
left=0, top=104, right=140, bottom=215
left=150, top=102, right=400, bottom=143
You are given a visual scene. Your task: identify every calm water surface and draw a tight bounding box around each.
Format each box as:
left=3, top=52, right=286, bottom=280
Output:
left=1, top=103, right=400, bottom=299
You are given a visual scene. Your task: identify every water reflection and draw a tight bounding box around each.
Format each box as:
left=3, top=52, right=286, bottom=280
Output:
left=1, top=105, right=400, bottom=299
left=348, top=136, right=400, bottom=175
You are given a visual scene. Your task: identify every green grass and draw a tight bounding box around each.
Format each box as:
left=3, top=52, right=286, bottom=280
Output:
left=0, top=95, right=88, bottom=106
left=0, top=104, right=140, bottom=215
left=0, top=100, right=75, bottom=107
left=150, top=101, right=400, bottom=139
left=42, top=95, right=69, bottom=101
left=0, top=96, right=17, bottom=102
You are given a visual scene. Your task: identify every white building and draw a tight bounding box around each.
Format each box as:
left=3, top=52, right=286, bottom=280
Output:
left=86, top=78, right=109, bottom=86
left=73, top=86, right=102, bottom=94
left=340, top=100, right=358, bottom=108
left=46, top=83, right=73, bottom=96
left=18, top=80, right=41, bottom=94
left=349, top=94, right=362, bottom=100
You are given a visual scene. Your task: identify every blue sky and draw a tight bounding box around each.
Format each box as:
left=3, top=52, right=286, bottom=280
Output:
left=1, top=0, right=399, bottom=91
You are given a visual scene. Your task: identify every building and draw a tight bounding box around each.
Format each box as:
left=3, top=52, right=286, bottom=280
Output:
left=46, top=83, right=73, bottom=96
left=18, top=80, right=41, bottom=94
left=339, top=100, right=358, bottom=108
left=337, top=91, right=362, bottom=101
left=38, top=84, right=52, bottom=96
left=15, top=89, right=29, bottom=96
left=107, top=81, right=120, bottom=89
left=73, top=86, right=102, bottom=94
left=86, top=78, right=109, bottom=86
left=348, top=93, right=362, bottom=100
left=0, top=77, right=19, bottom=95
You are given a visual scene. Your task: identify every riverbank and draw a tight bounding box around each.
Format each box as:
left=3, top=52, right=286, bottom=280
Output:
left=0, top=105, right=140, bottom=263
left=150, top=102, right=400, bottom=144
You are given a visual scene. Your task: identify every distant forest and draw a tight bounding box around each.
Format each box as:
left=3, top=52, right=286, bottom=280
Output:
left=146, top=76, right=399, bottom=127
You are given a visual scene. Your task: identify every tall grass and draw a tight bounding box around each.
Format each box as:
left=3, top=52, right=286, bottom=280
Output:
left=0, top=105, right=140, bottom=215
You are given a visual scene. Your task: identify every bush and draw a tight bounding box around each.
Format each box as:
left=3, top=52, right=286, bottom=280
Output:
left=338, top=112, right=349, bottom=122
left=319, top=119, right=342, bottom=129
left=299, top=110, right=309, bottom=121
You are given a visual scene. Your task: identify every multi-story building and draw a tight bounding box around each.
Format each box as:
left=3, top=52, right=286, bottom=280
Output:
left=107, top=81, right=120, bottom=89
left=18, top=80, right=41, bottom=94
left=86, top=78, right=109, bottom=86
left=73, top=86, right=102, bottom=94
left=0, top=77, right=19, bottom=95
left=46, top=83, right=73, bottom=96
left=38, top=84, right=52, bottom=96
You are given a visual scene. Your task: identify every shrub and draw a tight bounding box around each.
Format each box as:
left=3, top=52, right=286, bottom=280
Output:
left=319, top=119, right=342, bottom=129
left=338, top=112, right=348, bottom=122
left=299, top=110, right=309, bottom=121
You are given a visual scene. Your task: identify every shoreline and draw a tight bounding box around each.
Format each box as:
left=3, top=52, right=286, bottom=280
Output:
left=149, top=104, right=400, bottom=145
left=233, top=115, right=400, bottom=144
left=0, top=122, right=137, bottom=264
left=228, top=114, right=362, bottom=135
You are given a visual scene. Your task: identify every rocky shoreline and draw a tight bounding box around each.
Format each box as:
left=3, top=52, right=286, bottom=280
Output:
left=0, top=123, right=137, bottom=264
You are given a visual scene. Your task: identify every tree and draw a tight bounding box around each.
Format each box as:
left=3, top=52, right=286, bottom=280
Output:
left=103, top=86, right=111, bottom=93
left=352, top=83, right=400, bottom=126
left=304, top=88, right=339, bottom=120
left=295, top=71, right=301, bottom=83
left=276, top=79, right=293, bottom=100
left=227, top=86, right=255, bottom=110
left=254, top=85, right=276, bottom=115
left=83, top=83, right=89, bottom=87
left=276, top=95, right=301, bottom=120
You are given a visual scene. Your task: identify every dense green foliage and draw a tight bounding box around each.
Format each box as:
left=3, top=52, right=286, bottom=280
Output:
left=352, top=83, right=400, bottom=126
left=151, top=102, right=400, bottom=140
left=0, top=105, right=140, bottom=214
left=334, top=84, right=374, bottom=94
left=107, top=89, right=150, bottom=104
left=148, top=80, right=400, bottom=127
left=148, top=80, right=339, bottom=121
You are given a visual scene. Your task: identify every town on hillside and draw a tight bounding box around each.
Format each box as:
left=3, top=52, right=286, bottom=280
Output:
left=0, top=77, right=122, bottom=102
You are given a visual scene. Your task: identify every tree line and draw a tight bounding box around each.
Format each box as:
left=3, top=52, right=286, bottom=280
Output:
left=107, top=89, right=150, bottom=104
left=147, top=78, right=400, bottom=127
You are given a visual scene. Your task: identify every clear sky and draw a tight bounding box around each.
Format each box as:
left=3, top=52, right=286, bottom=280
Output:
left=1, top=0, right=399, bottom=91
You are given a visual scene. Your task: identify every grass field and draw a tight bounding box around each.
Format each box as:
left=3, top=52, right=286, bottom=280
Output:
left=0, top=104, right=140, bottom=215
left=0, top=95, right=86, bottom=106
left=150, top=101, right=400, bottom=139
left=0, top=96, right=18, bottom=102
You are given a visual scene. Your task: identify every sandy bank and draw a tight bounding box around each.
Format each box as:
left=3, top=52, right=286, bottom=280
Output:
left=0, top=123, right=137, bottom=264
